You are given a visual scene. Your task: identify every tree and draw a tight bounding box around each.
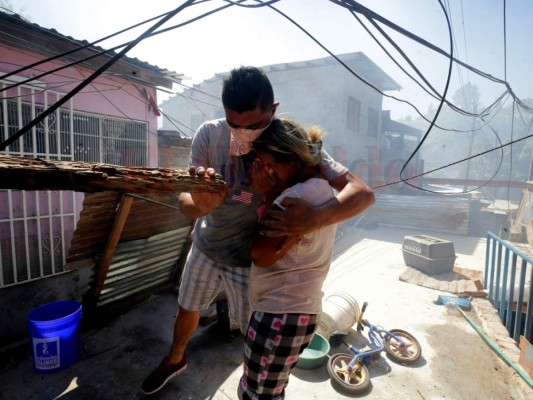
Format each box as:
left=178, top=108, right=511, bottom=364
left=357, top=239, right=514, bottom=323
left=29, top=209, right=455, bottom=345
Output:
left=452, top=82, right=481, bottom=113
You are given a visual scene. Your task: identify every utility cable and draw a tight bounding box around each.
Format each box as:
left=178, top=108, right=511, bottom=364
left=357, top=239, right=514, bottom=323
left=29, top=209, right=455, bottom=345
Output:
left=363, top=13, right=443, bottom=101
left=503, top=0, right=508, bottom=81
left=348, top=11, right=444, bottom=104
left=175, top=81, right=222, bottom=101
left=0, top=0, right=237, bottom=94
left=329, top=0, right=532, bottom=113
left=397, top=0, right=453, bottom=190
left=444, top=0, right=468, bottom=110
left=266, top=0, right=504, bottom=133
left=223, top=0, right=280, bottom=7
left=506, top=101, right=515, bottom=215
left=264, top=2, right=428, bottom=122
left=3, top=0, right=530, bottom=192
left=371, top=133, right=532, bottom=192
left=0, top=0, right=198, bottom=151
left=160, top=110, right=195, bottom=137
left=0, top=8, right=173, bottom=82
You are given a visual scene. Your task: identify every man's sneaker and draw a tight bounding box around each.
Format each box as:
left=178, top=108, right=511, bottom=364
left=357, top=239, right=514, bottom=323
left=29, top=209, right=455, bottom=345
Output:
left=141, top=354, right=187, bottom=395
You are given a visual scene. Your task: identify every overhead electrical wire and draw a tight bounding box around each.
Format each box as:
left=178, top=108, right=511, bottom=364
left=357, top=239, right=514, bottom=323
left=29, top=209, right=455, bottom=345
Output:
left=262, top=0, right=510, bottom=194
left=0, top=8, right=173, bottom=83
left=174, top=92, right=223, bottom=110
left=265, top=0, right=511, bottom=140
left=348, top=5, right=500, bottom=125
left=73, top=65, right=163, bottom=140
left=370, top=133, right=531, bottom=191
left=0, top=0, right=202, bottom=151
left=0, top=0, right=237, bottom=95
left=223, top=0, right=280, bottom=7
left=1, top=0, right=526, bottom=127
left=160, top=111, right=196, bottom=137
left=328, top=0, right=533, bottom=113
left=503, top=0, right=513, bottom=218
left=444, top=0, right=468, bottom=108
left=503, top=0, right=508, bottom=81
left=1, top=0, right=530, bottom=196
left=175, top=81, right=222, bottom=101
left=0, top=0, right=264, bottom=152
left=2, top=0, right=524, bottom=121
left=395, top=0, right=454, bottom=193
left=322, top=0, right=528, bottom=195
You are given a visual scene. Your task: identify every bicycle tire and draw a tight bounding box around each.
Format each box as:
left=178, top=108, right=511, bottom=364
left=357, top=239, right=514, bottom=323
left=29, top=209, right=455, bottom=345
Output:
left=384, top=329, right=422, bottom=364
left=327, top=353, right=371, bottom=394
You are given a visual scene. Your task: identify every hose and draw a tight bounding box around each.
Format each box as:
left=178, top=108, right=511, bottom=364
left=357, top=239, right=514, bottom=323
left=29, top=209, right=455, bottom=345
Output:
left=456, top=306, right=533, bottom=387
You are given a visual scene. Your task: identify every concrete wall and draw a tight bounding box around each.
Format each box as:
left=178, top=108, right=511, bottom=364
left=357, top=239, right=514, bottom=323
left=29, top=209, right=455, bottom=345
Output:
left=0, top=43, right=160, bottom=167
left=0, top=267, right=91, bottom=350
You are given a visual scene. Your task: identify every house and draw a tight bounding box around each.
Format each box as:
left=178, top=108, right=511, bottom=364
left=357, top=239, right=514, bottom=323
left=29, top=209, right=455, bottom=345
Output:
left=159, top=52, right=421, bottom=189
left=157, top=129, right=192, bottom=170
left=0, top=11, right=192, bottom=350
left=160, top=54, right=509, bottom=236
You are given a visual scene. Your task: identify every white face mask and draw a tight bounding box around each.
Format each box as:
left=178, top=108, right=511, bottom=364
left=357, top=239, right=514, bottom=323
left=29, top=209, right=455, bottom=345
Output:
left=230, top=124, right=271, bottom=156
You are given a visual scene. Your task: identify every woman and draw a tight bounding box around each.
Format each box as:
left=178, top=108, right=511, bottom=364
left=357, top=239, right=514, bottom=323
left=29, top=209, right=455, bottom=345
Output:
left=238, top=118, right=338, bottom=400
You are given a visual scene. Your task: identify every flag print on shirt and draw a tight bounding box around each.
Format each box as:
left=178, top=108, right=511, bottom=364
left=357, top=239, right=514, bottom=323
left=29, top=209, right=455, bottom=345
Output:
left=232, top=189, right=253, bottom=204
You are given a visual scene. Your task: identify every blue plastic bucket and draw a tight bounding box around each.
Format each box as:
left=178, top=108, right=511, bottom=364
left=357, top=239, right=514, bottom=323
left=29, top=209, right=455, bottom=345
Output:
left=27, top=300, right=82, bottom=374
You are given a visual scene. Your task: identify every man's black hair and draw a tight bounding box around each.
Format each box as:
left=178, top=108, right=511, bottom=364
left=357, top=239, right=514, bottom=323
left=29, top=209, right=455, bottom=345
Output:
left=221, top=66, right=274, bottom=113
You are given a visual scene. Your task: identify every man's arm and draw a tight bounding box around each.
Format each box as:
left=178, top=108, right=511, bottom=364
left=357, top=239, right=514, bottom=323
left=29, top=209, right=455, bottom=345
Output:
left=259, top=171, right=375, bottom=237
left=178, top=166, right=227, bottom=219
left=251, top=211, right=301, bottom=267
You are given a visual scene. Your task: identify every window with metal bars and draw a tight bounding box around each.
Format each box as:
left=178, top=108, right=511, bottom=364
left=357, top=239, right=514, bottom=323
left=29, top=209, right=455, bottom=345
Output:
left=1, top=99, right=148, bottom=164
left=1, top=97, right=148, bottom=287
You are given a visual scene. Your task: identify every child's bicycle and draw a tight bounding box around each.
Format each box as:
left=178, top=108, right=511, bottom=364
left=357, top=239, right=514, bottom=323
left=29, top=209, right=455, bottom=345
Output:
left=327, top=302, right=422, bottom=394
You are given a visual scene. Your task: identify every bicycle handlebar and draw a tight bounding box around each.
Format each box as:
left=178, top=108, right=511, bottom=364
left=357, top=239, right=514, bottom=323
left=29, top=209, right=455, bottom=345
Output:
left=356, top=302, right=368, bottom=332
left=359, top=302, right=368, bottom=321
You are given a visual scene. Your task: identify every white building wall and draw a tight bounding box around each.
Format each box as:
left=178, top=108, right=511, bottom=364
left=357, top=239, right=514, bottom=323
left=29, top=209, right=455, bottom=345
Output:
left=160, top=57, right=387, bottom=172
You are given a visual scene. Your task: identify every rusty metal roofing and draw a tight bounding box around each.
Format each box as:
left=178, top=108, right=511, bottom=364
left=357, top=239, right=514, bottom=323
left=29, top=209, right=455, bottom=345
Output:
left=66, top=191, right=194, bottom=307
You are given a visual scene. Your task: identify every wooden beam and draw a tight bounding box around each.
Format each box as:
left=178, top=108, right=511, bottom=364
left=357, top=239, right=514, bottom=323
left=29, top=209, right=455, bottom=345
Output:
left=92, top=195, right=133, bottom=302
left=0, top=155, right=225, bottom=194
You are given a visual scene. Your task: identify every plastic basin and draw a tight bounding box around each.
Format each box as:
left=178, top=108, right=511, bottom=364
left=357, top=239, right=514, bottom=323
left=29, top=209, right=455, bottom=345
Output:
left=296, top=333, right=330, bottom=369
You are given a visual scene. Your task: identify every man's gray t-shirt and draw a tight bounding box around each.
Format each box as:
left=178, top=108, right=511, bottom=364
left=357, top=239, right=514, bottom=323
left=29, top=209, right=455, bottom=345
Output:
left=189, top=118, right=348, bottom=268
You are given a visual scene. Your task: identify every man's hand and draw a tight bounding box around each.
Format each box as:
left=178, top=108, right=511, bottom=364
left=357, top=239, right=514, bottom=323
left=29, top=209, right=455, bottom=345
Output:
left=259, top=197, right=323, bottom=238
left=188, top=165, right=216, bottom=178
left=178, top=166, right=227, bottom=219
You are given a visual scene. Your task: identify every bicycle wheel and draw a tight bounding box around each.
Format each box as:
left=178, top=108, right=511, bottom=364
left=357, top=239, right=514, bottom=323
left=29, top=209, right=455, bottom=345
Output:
left=384, top=329, right=422, bottom=364
left=327, top=353, right=371, bottom=394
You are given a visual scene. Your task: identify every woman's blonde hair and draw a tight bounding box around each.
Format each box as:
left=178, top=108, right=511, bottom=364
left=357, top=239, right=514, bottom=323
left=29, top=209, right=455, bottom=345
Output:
left=253, top=118, right=324, bottom=167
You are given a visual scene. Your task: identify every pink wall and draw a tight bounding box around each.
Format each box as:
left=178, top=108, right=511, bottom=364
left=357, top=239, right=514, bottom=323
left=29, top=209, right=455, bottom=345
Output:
left=0, top=44, right=160, bottom=167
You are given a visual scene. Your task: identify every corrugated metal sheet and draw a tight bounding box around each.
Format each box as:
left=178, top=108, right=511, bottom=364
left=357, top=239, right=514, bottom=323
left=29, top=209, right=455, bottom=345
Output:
left=362, top=194, right=471, bottom=235
left=65, top=191, right=194, bottom=307
left=97, top=227, right=190, bottom=306
left=66, top=191, right=191, bottom=267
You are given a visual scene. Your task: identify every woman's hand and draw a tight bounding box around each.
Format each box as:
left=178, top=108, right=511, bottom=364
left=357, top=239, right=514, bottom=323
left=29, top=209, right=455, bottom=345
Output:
left=252, top=158, right=278, bottom=194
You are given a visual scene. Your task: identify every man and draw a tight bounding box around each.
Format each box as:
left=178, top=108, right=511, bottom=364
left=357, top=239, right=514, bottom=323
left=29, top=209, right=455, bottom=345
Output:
left=141, top=66, right=375, bottom=395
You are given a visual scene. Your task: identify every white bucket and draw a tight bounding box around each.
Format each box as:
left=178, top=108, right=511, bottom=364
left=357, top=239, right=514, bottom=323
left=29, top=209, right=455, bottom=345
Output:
left=317, top=292, right=360, bottom=339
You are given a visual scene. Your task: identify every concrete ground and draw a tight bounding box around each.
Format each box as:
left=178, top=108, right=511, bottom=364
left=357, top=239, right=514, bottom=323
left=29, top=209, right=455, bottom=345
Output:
left=0, top=226, right=531, bottom=400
